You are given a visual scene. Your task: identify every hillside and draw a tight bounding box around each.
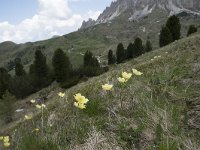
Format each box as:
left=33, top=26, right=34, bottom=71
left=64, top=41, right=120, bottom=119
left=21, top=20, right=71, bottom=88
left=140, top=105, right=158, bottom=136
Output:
left=0, top=7, right=200, bottom=70
left=1, top=34, right=200, bottom=149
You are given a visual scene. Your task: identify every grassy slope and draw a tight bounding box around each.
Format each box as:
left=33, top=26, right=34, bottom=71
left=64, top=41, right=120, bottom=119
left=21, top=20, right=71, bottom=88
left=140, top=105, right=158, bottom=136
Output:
left=1, top=33, right=200, bottom=149
left=0, top=8, right=199, bottom=69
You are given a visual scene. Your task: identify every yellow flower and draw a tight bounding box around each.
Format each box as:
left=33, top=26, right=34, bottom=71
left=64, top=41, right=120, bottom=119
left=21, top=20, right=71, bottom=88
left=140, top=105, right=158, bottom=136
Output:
left=36, top=104, right=42, bottom=109
left=158, top=55, right=161, bottom=58
left=122, top=72, right=132, bottom=80
left=58, top=92, right=65, bottom=98
left=0, top=136, right=3, bottom=140
left=30, top=99, right=36, bottom=103
left=74, top=93, right=89, bottom=104
left=74, top=102, right=86, bottom=109
left=117, top=77, right=126, bottom=83
left=3, top=136, right=9, bottom=143
left=24, top=115, right=32, bottom=120
left=41, top=104, right=46, bottom=108
left=154, top=56, right=158, bottom=59
left=35, top=128, right=40, bottom=132
left=4, top=142, right=10, bottom=147
left=151, top=59, right=154, bottom=61
left=102, top=84, right=113, bottom=91
left=32, top=128, right=40, bottom=133
left=74, top=93, right=89, bottom=109
left=132, top=69, right=143, bottom=76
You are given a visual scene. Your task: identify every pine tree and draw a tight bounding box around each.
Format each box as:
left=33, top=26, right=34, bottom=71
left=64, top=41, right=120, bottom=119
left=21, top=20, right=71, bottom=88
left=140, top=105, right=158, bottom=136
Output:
left=84, top=51, right=100, bottom=67
left=145, top=40, right=152, bottom=52
left=166, top=15, right=181, bottom=41
left=108, top=49, right=116, bottom=65
left=0, top=91, right=16, bottom=123
left=33, top=50, right=49, bottom=78
left=0, top=68, right=10, bottom=98
left=116, top=43, right=126, bottom=63
left=52, top=48, right=72, bottom=82
left=187, top=25, right=197, bottom=36
left=134, top=38, right=144, bottom=57
left=15, top=61, right=26, bottom=76
left=159, top=26, right=173, bottom=47
left=126, top=43, right=134, bottom=59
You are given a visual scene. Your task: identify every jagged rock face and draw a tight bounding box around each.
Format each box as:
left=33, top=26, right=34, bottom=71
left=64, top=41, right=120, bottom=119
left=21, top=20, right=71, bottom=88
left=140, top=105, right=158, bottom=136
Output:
left=96, top=0, right=200, bottom=23
left=80, top=18, right=96, bottom=29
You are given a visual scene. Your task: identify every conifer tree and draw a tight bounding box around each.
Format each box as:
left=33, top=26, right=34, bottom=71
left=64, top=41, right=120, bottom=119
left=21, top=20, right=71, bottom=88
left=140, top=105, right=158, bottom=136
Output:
left=166, top=15, right=181, bottom=41
left=159, top=26, right=173, bottom=47
left=52, top=48, right=72, bottom=82
left=0, top=91, right=16, bottom=123
left=134, top=38, right=144, bottom=57
left=84, top=51, right=100, bottom=67
left=116, top=43, right=126, bottom=63
left=145, top=40, right=152, bottom=52
left=0, top=68, right=10, bottom=98
left=126, top=43, right=134, bottom=59
left=187, top=25, right=197, bottom=36
left=108, top=49, right=116, bottom=65
left=33, top=50, right=49, bottom=78
left=15, top=61, right=26, bottom=76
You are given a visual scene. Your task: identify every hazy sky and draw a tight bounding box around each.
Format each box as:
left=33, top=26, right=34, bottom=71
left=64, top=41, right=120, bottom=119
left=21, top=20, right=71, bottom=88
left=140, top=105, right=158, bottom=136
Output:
left=0, top=0, right=113, bottom=43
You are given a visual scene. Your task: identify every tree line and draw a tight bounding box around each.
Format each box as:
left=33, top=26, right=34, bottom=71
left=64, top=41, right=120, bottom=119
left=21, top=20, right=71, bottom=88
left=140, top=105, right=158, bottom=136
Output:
left=108, top=15, right=198, bottom=65
left=0, top=49, right=107, bottom=100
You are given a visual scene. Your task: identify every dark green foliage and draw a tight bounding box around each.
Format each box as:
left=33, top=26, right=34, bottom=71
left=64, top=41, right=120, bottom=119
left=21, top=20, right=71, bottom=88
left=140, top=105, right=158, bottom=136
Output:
left=29, top=64, right=35, bottom=74
left=59, top=75, right=80, bottom=89
left=30, top=50, right=52, bottom=89
left=116, top=43, right=126, bottom=63
left=83, top=98, right=106, bottom=117
left=17, top=134, right=59, bottom=150
left=15, top=61, right=26, bottom=76
left=108, top=49, right=116, bottom=65
left=187, top=25, right=198, bottom=36
left=82, top=51, right=102, bottom=77
left=84, top=51, right=100, bottom=68
left=145, top=40, right=153, bottom=52
left=166, top=15, right=181, bottom=41
left=9, top=75, right=35, bottom=99
left=134, top=38, right=144, bottom=57
left=159, top=26, right=173, bottom=47
left=0, top=68, right=10, bottom=98
left=0, top=91, right=16, bottom=123
left=33, top=50, right=49, bottom=78
left=126, top=43, right=134, bottom=59
left=52, top=48, right=72, bottom=82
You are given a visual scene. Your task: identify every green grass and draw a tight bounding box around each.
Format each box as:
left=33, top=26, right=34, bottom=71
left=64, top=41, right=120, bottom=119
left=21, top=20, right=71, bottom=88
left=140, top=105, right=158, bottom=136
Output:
left=1, top=34, right=200, bottom=149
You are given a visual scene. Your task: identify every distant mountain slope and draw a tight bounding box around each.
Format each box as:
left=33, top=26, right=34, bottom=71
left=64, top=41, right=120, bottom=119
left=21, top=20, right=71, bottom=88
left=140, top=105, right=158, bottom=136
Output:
left=1, top=33, right=200, bottom=149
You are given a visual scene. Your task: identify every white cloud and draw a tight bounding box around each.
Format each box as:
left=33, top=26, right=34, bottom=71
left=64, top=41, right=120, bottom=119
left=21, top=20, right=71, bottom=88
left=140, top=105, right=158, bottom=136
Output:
left=86, top=10, right=102, bottom=21
left=0, top=0, right=88, bottom=43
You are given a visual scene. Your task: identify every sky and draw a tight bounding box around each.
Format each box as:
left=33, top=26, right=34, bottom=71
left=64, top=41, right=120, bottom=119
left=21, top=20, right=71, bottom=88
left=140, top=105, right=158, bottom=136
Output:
left=0, top=0, right=113, bottom=43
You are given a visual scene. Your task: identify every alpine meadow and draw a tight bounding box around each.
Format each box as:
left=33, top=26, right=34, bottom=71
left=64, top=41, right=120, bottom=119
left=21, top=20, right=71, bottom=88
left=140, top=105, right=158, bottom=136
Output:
left=0, top=0, right=200, bottom=150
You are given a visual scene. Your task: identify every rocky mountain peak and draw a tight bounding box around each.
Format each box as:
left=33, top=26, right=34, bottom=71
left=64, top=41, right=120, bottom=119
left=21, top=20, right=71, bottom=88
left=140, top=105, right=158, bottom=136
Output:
left=80, top=18, right=96, bottom=30
left=96, top=0, right=200, bottom=23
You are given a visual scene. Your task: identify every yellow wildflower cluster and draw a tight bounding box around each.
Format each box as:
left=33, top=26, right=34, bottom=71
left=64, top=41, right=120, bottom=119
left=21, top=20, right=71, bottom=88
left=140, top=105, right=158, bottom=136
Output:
left=102, top=84, right=113, bottom=91
left=35, top=104, right=46, bottom=109
left=0, top=136, right=11, bottom=148
left=117, top=72, right=132, bottom=83
left=74, top=93, right=89, bottom=109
